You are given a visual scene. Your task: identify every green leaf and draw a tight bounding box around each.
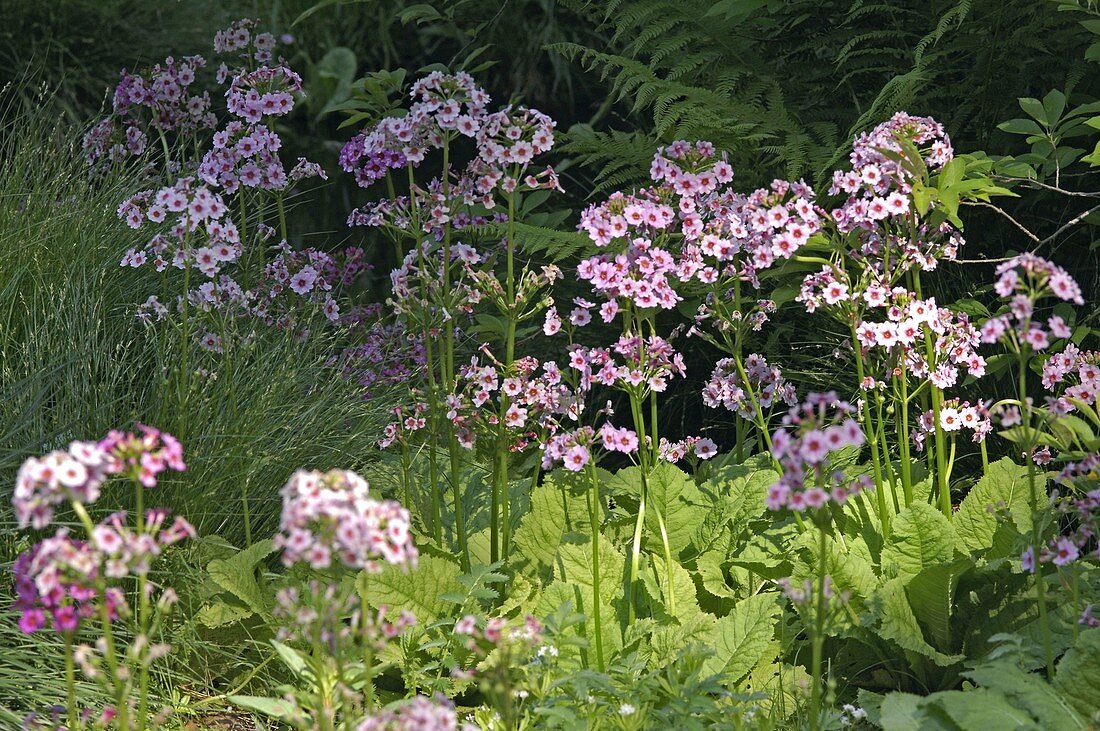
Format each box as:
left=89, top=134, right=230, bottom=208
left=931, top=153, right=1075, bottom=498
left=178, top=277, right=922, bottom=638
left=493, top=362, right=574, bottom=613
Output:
left=905, top=557, right=974, bottom=650
left=999, top=118, right=1047, bottom=137
left=1020, top=97, right=1050, bottom=126
left=955, top=458, right=1033, bottom=554
left=227, top=695, right=296, bottom=720
left=398, top=3, right=443, bottom=24
left=702, top=593, right=781, bottom=683
left=966, top=661, right=1086, bottom=730
left=360, top=554, right=461, bottom=624
left=882, top=503, right=957, bottom=581
left=536, top=534, right=626, bottom=666
left=206, top=539, right=276, bottom=617
left=195, top=598, right=253, bottom=628
left=641, top=552, right=703, bottom=622
left=879, top=692, right=950, bottom=731
left=930, top=688, right=1042, bottom=729
left=869, top=578, right=964, bottom=666
left=511, top=470, right=598, bottom=580
left=1053, top=629, right=1100, bottom=717
left=270, top=640, right=309, bottom=679
left=610, top=462, right=709, bottom=558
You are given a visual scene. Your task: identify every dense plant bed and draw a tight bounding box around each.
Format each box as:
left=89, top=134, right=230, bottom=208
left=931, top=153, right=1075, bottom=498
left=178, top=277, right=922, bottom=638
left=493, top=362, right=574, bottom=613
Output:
left=4, top=9, right=1100, bottom=731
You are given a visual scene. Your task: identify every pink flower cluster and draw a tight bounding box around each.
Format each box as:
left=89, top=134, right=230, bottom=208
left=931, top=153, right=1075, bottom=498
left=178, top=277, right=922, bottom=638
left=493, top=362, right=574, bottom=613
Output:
left=981, top=254, right=1085, bottom=351
left=225, top=64, right=301, bottom=122
left=14, top=441, right=114, bottom=529
left=1043, top=344, right=1099, bottom=409
left=13, top=534, right=124, bottom=634
left=340, top=71, right=489, bottom=188
left=1017, top=455, right=1100, bottom=574
left=476, top=105, right=555, bottom=166
left=851, top=295, right=986, bottom=388
left=92, top=509, right=195, bottom=578
left=658, top=435, right=718, bottom=463
left=566, top=335, right=686, bottom=395
left=914, top=399, right=991, bottom=451
left=702, top=354, right=796, bottom=420
left=275, top=469, right=418, bottom=572
left=442, top=354, right=579, bottom=451
left=119, top=177, right=239, bottom=277
left=767, top=393, right=871, bottom=511
left=213, top=18, right=277, bottom=64
left=357, top=694, right=475, bottom=731
left=711, top=179, right=821, bottom=282
left=542, top=427, right=598, bottom=472
left=111, top=55, right=215, bottom=133
left=98, top=425, right=187, bottom=488
left=200, top=121, right=321, bottom=193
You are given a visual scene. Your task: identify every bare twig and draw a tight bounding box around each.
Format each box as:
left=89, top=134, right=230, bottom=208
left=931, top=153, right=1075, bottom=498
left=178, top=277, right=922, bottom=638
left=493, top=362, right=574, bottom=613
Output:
left=962, top=200, right=1041, bottom=243
left=1041, top=202, right=1100, bottom=245
left=993, top=175, right=1100, bottom=198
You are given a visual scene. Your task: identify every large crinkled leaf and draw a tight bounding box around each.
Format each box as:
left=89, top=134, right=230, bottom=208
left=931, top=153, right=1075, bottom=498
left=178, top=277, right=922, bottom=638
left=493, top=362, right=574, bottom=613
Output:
left=793, top=532, right=879, bottom=606
left=965, top=661, right=1086, bottom=730
left=881, top=503, right=957, bottom=581
left=609, top=462, right=709, bottom=558
left=955, top=458, right=1032, bottom=554
left=1053, top=629, right=1100, bottom=718
left=641, top=551, right=703, bottom=622
left=360, top=554, right=461, bottom=624
left=639, top=612, right=716, bottom=669
left=879, top=692, right=950, bottom=731
left=536, top=534, right=626, bottom=667
left=511, top=470, right=597, bottom=581
left=929, top=687, right=1042, bottom=730
left=695, top=549, right=737, bottom=600
left=701, top=593, right=781, bottom=683
left=703, top=458, right=777, bottom=531
left=905, top=557, right=974, bottom=651
left=868, top=578, right=964, bottom=667
left=206, top=538, right=276, bottom=617
left=552, top=533, right=624, bottom=604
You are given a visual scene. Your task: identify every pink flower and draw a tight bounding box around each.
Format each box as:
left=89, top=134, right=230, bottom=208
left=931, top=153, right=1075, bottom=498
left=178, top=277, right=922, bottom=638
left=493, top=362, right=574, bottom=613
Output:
left=563, top=445, right=590, bottom=472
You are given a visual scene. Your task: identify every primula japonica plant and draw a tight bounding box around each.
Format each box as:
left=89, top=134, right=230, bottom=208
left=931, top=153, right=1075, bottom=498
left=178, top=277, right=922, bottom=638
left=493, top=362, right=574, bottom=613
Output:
left=346, top=70, right=562, bottom=570
left=12, top=427, right=192, bottom=730
left=236, top=468, right=418, bottom=730
left=978, top=253, right=1089, bottom=675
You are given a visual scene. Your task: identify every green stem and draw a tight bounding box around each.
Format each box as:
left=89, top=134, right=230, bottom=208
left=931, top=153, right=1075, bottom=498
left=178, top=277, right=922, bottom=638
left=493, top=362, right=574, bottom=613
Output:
left=410, top=164, right=443, bottom=546
left=850, top=322, right=890, bottom=539
left=931, top=384, right=951, bottom=516
left=1019, top=352, right=1054, bottom=676
left=897, top=368, right=914, bottom=507
left=587, top=459, right=606, bottom=671
left=626, top=389, right=649, bottom=626
left=810, top=521, right=828, bottom=731
left=64, top=631, right=77, bottom=731
left=276, top=191, right=288, bottom=243
left=360, top=574, right=375, bottom=710
left=875, top=393, right=901, bottom=514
